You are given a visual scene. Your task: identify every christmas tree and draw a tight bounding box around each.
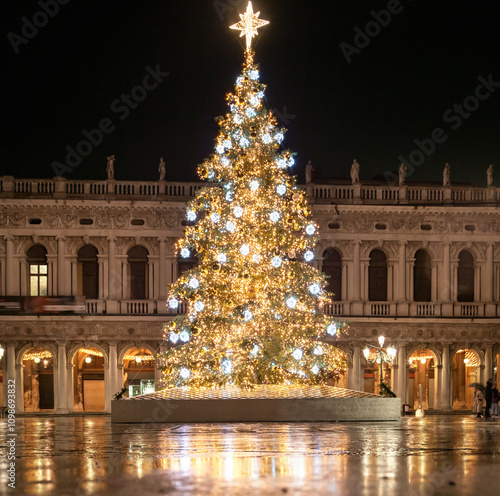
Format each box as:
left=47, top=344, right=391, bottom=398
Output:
left=159, top=2, right=347, bottom=389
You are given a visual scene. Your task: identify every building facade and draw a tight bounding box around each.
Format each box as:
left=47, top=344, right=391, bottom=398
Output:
left=1, top=174, right=500, bottom=412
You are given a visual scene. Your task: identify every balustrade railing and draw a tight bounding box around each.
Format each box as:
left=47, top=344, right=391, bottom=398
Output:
left=1, top=176, right=499, bottom=204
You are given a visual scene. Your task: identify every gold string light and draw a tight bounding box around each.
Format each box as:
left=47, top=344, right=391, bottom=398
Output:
left=456, top=349, right=479, bottom=367
left=124, top=353, right=155, bottom=363
left=158, top=2, right=348, bottom=390
left=79, top=348, right=103, bottom=357
left=409, top=350, right=435, bottom=366
left=23, top=350, right=52, bottom=362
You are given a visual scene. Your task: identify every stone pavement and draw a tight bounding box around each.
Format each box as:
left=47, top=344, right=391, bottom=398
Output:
left=1, top=415, right=500, bottom=495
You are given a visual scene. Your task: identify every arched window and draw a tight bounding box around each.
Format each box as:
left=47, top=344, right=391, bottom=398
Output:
left=457, top=250, right=474, bottom=302
left=369, top=249, right=387, bottom=301
left=322, top=248, right=342, bottom=300
left=178, top=253, right=198, bottom=278
left=128, top=246, right=149, bottom=300
left=77, top=245, right=99, bottom=299
left=414, top=250, right=432, bottom=302
left=27, top=245, right=48, bottom=296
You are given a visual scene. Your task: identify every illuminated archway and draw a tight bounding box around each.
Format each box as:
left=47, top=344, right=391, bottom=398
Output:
left=494, top=349, right=500, bottom=392
left=408, top=348, right=439, bottom=410
left=21, top=346, right=54, bottom=412
left=451, top=348, right=481, bottom=410
left=121, top=347, right=156, bottom=397
left=72, top=347, right=105, bottom=411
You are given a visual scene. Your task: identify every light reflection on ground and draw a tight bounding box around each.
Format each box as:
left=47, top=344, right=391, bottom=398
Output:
left=1, top=416, right=500, bottom=495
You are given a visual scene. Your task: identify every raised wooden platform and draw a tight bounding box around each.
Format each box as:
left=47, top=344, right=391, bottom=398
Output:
left=111, top=385, right=401, bottom=423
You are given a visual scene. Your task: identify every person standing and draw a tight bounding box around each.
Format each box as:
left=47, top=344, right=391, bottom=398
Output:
left=491, top=383, right=499, bottom=418
left=473, top=387, right=484, bottom=418
left=485, top=378, right=493, bottom=418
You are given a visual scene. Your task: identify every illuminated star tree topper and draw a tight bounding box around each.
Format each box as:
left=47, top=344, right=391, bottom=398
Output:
left=230, top=1, right=269, bottom=51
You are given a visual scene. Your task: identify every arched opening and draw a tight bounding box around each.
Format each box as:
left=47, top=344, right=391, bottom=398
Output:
left=128, top=246, right=149, bottom=300
left=322, top=248, right=342, bottom=300
left=22, top=347, right=54, bottom=411
left=27, top=245, right=48, bottom=296
left=494, top=351, right=500, bottom=394
left=123, top=348, right=156, bottom=397
left=452, top=349, right=480, bottom=410
left=457, top=250, right=474, bottom=302
left=73, top=348, right=105, bottom=412
left=408, top=349, right=437, bottom=409
left=77, top=245, right=99, bottom=299
left=414, top=250, right=432, bottom=302
left=362, top=349, right=392, bottom=395
left=368, top=249, right=387, bottom=301
left=177, top=252, right=198, bottom=279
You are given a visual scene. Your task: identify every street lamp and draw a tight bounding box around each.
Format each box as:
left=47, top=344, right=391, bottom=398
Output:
left=0, top=344, right=4, bottom=360
left=363, top=336, right=397, bottom=396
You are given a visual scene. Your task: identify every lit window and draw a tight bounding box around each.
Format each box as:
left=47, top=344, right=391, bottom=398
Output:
left=30, top=264, right=48, bottom=296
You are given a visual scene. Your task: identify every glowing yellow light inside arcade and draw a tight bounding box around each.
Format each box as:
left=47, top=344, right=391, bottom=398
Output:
left=23, top=350, right=53, bottom=362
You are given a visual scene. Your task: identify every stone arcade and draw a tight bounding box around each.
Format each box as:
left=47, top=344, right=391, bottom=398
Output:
left=1, top=173, right=500, bottom=413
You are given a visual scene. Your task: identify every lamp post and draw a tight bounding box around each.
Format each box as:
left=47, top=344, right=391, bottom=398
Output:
left=363, top=336, right=397, bottom=396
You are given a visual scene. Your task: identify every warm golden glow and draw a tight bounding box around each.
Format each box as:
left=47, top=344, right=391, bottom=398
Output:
left=79, top=348, right=103, bottom=357
left=159, top=12, right=348, bottom=390
left=23, top=349, right=52, bottom=362
left=124, top=352, right=154, bottom=362
left=457, top=349, right=478, bottom=367
left=409, top=350, right=435, bottom=366
left=230, top=1, right=269, bottom=50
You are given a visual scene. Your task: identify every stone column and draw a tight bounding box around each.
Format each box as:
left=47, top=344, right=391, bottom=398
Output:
left=107, top=237, right=119, bottom=314
left=396, top=345, right=406, bottom=401
left=148, top=257, right=155, bottom=300
left=67, top=362, right=74, bottom=412
left=56, top=343, right=69, bottom=413
left=158, top=238, right=167, bottom=299
left=474, top=263, right=481, bottom=302
left=434, top=364, right=441, bottom=409
left=47, top=255, right=57, bottom=296
left=387, top=261, right=394, bottom=301
left=341, top=261, right=347, bottom=302
left=69, top=258, right=77, bottom=296
left=6, top=344, right=17, bottom=410
left=397, top=242, right=406, bottom=301
left=15, top=362, right=24, bottom=413
left=484, top=345, right=493, bottom=383
left=352, top=241, right=361, bottom=300
left=485, top=244, right=494, bottom=302
left=440, top=345, right=452, bottom=410
left=117, top=363, right=125, bottom=392
left=441, top=243, right=450, bottom=300
left=56, top=236, right=66, bottom=295
left=109, top=343, right=118, bottom=401
left=167, top=256, right=177, bottom=286
left=347, top=346, right=363, bottom=392
left=431, top=262, right=438, bottom=302
left=5, top=236, right=15, bottom=295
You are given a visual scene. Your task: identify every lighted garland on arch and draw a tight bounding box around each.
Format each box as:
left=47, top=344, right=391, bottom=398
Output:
left=159, top=2, right=348, bottom=389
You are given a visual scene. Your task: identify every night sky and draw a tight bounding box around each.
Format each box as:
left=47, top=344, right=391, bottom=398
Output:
left=2, top=0, right=500, bottom=186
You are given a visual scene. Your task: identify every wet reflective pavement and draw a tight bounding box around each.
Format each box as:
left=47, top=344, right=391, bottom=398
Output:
left=1, top=416, right=500, bottom=495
